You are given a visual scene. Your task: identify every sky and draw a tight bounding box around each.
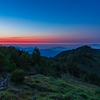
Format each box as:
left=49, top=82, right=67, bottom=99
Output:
left=0, top=0, right=100, bottom=46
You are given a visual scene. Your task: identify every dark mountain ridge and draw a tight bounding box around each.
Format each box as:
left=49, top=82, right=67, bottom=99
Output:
left=55, top=45, right=100, bottom=85
left=56, top=45, right=100, bottom=58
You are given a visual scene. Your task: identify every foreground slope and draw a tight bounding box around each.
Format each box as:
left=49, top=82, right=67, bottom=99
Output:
left=0, top=74, right=100, bottom=100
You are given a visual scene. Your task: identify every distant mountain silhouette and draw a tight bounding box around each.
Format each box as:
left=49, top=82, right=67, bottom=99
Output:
left=15, top=46, right=66, bottom=57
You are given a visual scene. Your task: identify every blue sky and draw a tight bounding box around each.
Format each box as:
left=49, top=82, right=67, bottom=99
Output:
left=0, top=0, right=100, bottom=45
left=0, top=0, right=100, bottom=24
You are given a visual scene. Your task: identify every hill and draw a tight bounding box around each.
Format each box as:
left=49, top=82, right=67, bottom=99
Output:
left=54, top=46, right=100, bottom=85
left=55, top=45, right=100, bottom=75
left=0, top=45, right=100, bottom=99
left=56, top=45, right=100, bottom=58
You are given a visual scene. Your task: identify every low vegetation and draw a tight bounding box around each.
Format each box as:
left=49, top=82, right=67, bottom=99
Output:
left=10, top=69, right=25, bottom=83
left=1, top=74, right=100, bottom=100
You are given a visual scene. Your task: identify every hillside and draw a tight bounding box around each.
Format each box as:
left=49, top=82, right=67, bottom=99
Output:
left=0, top=45, right=100, bottom=99
left=1, top=74, right=100, bottom=100
left=53, top=45, right=100, bottom=87
left=55, top=45, right=100, bottom=76
left=56, top=45, right=100, bottom=58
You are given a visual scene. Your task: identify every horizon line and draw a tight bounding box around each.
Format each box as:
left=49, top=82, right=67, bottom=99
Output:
left=0, top=42, right=100, bottom=45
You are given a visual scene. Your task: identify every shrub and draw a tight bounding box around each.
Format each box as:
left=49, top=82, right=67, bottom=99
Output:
left=83, top=74, right=88, bottom=82
left=10, top=69, right=25, bottom=83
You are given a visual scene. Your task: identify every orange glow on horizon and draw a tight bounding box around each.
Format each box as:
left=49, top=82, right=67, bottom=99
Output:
left=0, top=36, right=99, bottom=45
left=0, top=34, right=89, bottom=42
left=0, top=36, right=67, bottom=42
left=0, top=42, right=99, bottom=45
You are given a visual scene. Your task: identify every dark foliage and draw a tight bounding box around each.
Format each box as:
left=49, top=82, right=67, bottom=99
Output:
left=0, top=45, right=100, bottom=86
left=10, top=69, right=25, bottom=83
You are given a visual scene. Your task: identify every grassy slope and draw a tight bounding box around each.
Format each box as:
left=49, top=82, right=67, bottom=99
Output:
left=0, top=74, right=100, bottom=100
left=56, top=46, right=100, bottom=58
left=56, top=46, right=100, bottom=77
left=68, top=53, right=100, bottom=77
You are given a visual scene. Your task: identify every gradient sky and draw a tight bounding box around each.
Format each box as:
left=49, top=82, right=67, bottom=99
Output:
left=0, top=0, right=100, bottom=45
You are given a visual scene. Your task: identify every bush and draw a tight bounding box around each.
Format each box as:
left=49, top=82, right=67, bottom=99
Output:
left=10, top=69, right=25, bottom=83
left=83, top=74, right=88, bottom=82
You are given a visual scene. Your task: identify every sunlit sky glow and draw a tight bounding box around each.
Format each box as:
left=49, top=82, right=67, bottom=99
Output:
left=0, top=0, right=100, bottom=46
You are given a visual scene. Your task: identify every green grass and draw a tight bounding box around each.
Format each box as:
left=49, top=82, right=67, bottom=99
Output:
left=0, top=74, right=100, bottom=100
